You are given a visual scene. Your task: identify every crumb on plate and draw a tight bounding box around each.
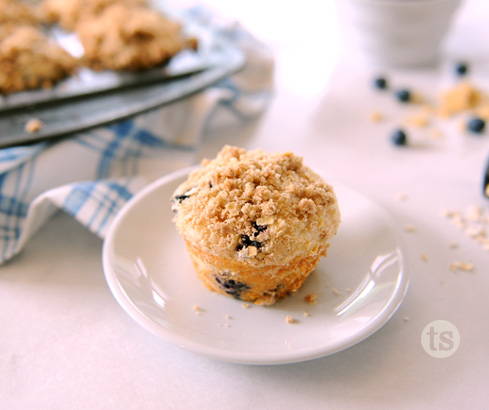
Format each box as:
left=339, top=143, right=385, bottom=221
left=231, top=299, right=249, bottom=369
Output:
left=285, top=315, right=298, bottom=324
left=304, top=293, right=318, bottom=304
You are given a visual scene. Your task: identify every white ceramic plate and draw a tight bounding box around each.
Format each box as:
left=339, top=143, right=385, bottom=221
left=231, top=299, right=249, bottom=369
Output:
left=103, top=167, right=409, bottom=365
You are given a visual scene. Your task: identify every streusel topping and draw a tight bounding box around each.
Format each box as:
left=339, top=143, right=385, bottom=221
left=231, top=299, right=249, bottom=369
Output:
left=173, top=146, right=340, bottom=266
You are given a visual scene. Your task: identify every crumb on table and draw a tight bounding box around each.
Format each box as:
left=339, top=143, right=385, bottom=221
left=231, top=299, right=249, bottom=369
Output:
left=405, top=112, right=430, bottom=128
left=438, top=82, right=482, bottom=117
left=193, top=305, right=205, bottom=313
left=395, top=193, right=409, bottom=202
left=369, top=111, right=384, bottom=123
left=449, top=261, right=475, bottom=272
left=25, top=118, right=44, bottom=133
left=403, top=224, right=416, bottom=233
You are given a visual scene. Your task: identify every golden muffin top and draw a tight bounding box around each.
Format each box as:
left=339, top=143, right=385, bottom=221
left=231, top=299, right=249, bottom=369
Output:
left=172, top=145, right=340, bottom=267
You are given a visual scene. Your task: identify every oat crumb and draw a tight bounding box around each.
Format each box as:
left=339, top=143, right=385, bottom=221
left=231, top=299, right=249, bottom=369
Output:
left=25, top=118, right=44, bottom=133
left=193, top=305, right=205, bottom=314
left=442, top=209, right=456, bottom=218
left=303, top=311, right=311, bottom=317
left=224, top=314, right=233, bottom=320
left=285, top=315, right=298, bottom=324
left=242, top=303, right=251, bottom=309
left=420, top=253, right=429, bottom=262
left=369, top=111, right=384, bottom=123
left=331, top=287, right=343, bottom=297
left=405, top=112, right=429, bottom=128
left=403, top=224, right=416, bottom=233
left=465, top=226, right=485, bottom=238
left=438, top=82, right=482, bottom=117
left=304, top=293, right=318, bottom=304
left=395, top=193, right=409, bottom=202
left=450, top=261, right=475, bottom=272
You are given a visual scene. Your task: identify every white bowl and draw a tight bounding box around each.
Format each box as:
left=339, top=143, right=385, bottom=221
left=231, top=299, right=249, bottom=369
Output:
left=337, top=0, right=462, bottom=67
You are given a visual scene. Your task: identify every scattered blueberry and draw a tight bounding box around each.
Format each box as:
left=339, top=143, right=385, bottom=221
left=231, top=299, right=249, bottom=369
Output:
left=215, top=275, right=250, bottom=299
left=174, top=194, right=190, bottom=203
left=455, top=62, right=469, bottom=77
left=467, top=117, right=485, bottom=134
left=252, top=221, right=267, bottom=237
left=390, top=128, right=408, bottom=146
left=395, top=89, right=411, bottom=103
left=373, top=76, right=388, bottom=90
left=236, top=234, right=262, bottom=251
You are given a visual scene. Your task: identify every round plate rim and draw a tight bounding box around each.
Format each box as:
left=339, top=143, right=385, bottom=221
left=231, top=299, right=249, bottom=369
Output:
left=102, top=166, right=410, bottom=365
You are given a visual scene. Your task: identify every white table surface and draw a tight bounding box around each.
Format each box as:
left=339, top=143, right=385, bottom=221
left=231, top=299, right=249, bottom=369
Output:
left=1, top=1, right=488, bottom=409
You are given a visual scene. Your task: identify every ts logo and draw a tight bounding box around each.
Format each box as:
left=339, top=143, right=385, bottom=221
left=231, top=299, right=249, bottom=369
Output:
left=421, top=320, right=460, bottom=358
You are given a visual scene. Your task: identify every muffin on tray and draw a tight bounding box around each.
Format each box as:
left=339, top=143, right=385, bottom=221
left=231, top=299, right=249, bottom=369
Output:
left=76, top=4, right=197, bottom=71
left=41, top=0, right=147, bottom=30
left=0, top=26, right=77, bottom=93
left=172, top=146, right=341, bottom=305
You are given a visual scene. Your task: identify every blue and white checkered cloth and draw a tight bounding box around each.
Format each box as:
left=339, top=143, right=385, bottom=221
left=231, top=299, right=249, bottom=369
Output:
left=0, top=9, right=274, bottom=264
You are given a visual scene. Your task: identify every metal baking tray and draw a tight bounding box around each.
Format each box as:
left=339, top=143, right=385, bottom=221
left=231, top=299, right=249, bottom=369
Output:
left=0, top=8, right=245, bottom=147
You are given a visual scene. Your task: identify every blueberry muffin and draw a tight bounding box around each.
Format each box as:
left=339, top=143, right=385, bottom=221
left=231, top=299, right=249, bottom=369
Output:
left=172, top=146, right=341, bottom=305
left=0, top=26, right=77, bottom=93
left=75, top=4, right=197, bottom=71
left=41, top=0, right=147, bottom=30
left=0, top=0, right=40, bottom=26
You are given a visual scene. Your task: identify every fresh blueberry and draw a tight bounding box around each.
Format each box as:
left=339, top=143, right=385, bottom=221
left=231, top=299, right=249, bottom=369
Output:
left=174, top=194, right=190, bottom=202
left=215, top=275, right=250, bottom=299
left=455, top=62, right=469, bottom=77
left=252, top=221, right=267, bottom=237
left=373, top=76, right=388, bottom=90
left=467, top=117, right=485, bottom=134
left=395, top=89, right=411, bottom=103
left=390, top=128, right=408, bottom=146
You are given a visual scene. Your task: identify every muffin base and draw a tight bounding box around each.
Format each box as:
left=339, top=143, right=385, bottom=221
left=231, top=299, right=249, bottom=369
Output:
left=184, top=240, right=327, bottom=305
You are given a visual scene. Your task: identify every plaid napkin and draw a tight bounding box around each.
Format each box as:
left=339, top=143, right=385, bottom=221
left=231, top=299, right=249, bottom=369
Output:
left=0, top=7, right=274, bottom=264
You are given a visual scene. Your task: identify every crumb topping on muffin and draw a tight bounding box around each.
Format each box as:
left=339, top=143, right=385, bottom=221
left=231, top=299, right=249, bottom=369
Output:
left=173, top=145, right=340, bottom=266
